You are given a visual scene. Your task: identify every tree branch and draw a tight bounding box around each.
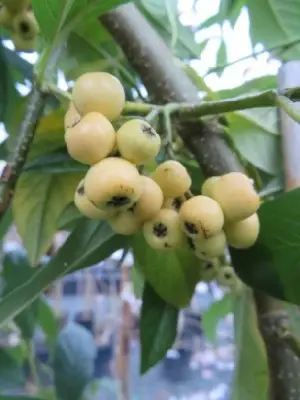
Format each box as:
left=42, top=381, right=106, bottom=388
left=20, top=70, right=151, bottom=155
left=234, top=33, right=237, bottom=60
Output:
left=124, top=87, right=300, bottom=119
left=101, top=4, right=295, bottom=398
left=0, top=87, right=47, bottom=222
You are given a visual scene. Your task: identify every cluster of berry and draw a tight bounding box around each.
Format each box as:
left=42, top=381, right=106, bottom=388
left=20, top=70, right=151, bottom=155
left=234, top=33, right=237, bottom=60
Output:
left=0, top=0, right=38, bottom=52
left=64, top=71, right=260, bottom=289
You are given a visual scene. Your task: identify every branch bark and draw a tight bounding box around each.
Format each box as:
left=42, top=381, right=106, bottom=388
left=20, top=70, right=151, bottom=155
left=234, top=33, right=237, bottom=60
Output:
left=0, top=87, right=47, bottom=222
left=101, top=4, right=297, bottom=398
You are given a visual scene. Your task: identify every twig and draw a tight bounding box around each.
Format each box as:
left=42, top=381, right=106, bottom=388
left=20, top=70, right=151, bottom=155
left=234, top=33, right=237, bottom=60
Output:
left=0, top=87, right=47, bottom=222
left=123, top=86, right=300, bottom=120
left=205, top=37, right=300, bottom=76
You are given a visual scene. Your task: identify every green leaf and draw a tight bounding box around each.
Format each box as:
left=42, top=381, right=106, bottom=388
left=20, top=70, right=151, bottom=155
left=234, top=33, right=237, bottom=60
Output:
left=32, top=0, right=132, bottom=41
left=181, top=159, right=205, bottom=194
left=37, top=297, right=59, bottom=342
left=0, top=42, right=21, bottom=125
left=0, top=348, right=25, bottom=391
left=231, top=287, right=268, bottom=400
left=228, top=109, right=281, bottom=175
left=0, top=220, right=128, bottom=329
left=53, top=321, right=96, bottom=400
left=0, top=397, right=43, bottom=400
left=13, top=171, right=84, bottom=266
left=28, top=109, right=66, bottom=160
left=248, top=0, right=300, bottom=61
left=25, top=152, right=87, bottom=174
left=131, top=264, right=145, bottom=299
left=231, top=188, right=300, bottom=305
left=132, top=233, right=200, bottom=308
left=140, top=282, right=178, bottom=374
left=3, top=45, right=34, bottom=81
left=2, top=249, right=39, bottom=339
left=216, top=40, right=227, bottom=77
left=57, top=202, right=85, bottom=231
left=216, top=75, right=277, bottom=99
left=259, top=176, right=284, bottom=198
left=137, top=0, right=202, bottom=58
left=202, top=292, right=233, bottom=344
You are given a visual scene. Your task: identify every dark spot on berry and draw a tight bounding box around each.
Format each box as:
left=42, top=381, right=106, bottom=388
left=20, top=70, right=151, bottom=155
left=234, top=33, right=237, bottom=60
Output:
left=20, top=21, right=31, bottom=35
left=186, top=236, right=195, bottom=251
left=204, top=262, right=213, bottom=270
left=153, top=222, right=168, bottom=237
left=141, top=124, right=156, bottom=137
left=77, top=184, right=85, bottom=196
left=184, top=221, right=198, bottom=235
left=172, top=197, right=183, bottom=211
left=106, top=196, right=130, bottom=207
left=128, top=202, right=137, bottom=213
left=224, top=272, right=232, bottom=280
left=164, top=242, right=171, bottom=248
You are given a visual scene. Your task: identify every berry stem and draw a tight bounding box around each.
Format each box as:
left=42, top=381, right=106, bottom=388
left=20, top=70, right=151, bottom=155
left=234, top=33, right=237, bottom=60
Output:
left=0, top=86, right=47, bottom=222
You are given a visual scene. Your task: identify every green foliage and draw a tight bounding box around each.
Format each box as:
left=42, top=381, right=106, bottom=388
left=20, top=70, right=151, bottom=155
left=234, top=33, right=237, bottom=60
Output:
left=137, top=0, right=203, bottom=59
left=216, top=76, right=278, bottom=99
left=0, top=220, right=128, bottom=329
left=140, top=282, right=178, bottom=374
left=37, top=297, right=59, bottom=342
left=131, top=264, right=145, bottom=299
left=231, top=287, right=268, bottom=399
left=32, top=0, right=132, bottom=41
left=248, top=0, right=300, bottom=61
left=132, top=233, right=201, bottom=308
left=13, top=171, right=84, bottom=266
left=228, top=108, right=281, bottom=175
left=202, top=292, right=233, bottom=344
left=0, top=347, right=26, bottom=392
left=2, top=249, right=39, bottom=339
left=0, top=42, right=20, bottom=124
left=0, top=397, right=43, bottom=400
left=53, top=321, right=96, bottom=400
left=232, top=188, right=300, bottom=305
left=1, top=248, right=58, bottom=341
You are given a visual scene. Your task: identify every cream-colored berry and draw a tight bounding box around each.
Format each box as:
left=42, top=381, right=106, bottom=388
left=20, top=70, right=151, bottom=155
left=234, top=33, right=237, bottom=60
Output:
left=179, top=195, right=224, bottom=239
left=65, top=112, right=116, bottom=165
left=72, top=72, right=125, bottom=120
left=152, top=160, right=191, bottom=197
left=84, top=157, right=142, bottom=212
left=74, top=180, right=116, bottom=220
left=129, top=176, right=163, bottom=222
left=224, top=213, right=260, bottom=249
left=143, top=208, right=184, bottom=250
left=116, top=119, right=161, bottom=165
left=201, top=172, right=260, bottom=222
left=108, top=210, right=142, bottom=235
